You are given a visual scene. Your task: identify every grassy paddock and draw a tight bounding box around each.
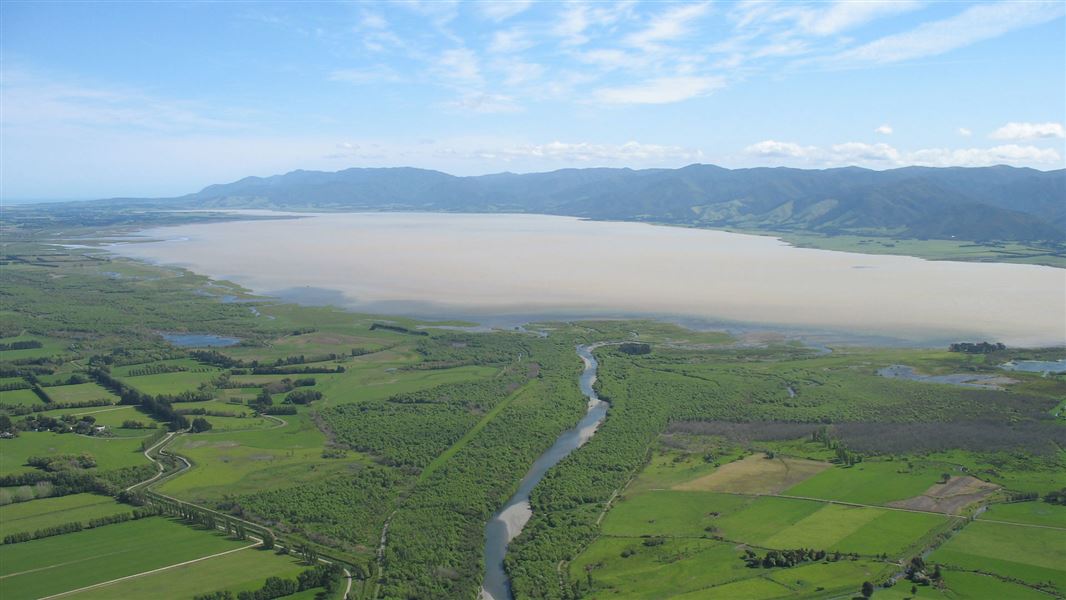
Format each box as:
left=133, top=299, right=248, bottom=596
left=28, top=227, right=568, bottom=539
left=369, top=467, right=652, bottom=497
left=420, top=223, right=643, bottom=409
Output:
left=0, top=517, right=251, bottom=600
left=65, top=545, right=315, bottom=600
left=0, top=431, right=148, bottom=476
left=979, top=501, right=1066, bottom=528
left=0, top=493, right=132, bottom=538
left=929, top=520, right=1066, bottom=592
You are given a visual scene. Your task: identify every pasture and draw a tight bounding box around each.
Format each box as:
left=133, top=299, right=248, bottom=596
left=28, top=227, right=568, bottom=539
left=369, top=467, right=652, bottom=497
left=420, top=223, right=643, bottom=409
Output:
left=979, top=501, right=1066, bottom=527
left=929, top=520, right=1066, bottom=592
left=784, top=460, right=945, bottom=506
left=0, top=431, right=148, bottom=475
left=42, top=383, right=117, bottom=404
left=0, top=493, right=132, bottom=538
left=120, top=369, right=221, bottom=395
left=157, top=413, right=365, bottom=502
left=0, top=517, right=251, bottom=600
left=0, top=388, right=43, bottom=407
left=65, top=546, right=314, bottom=600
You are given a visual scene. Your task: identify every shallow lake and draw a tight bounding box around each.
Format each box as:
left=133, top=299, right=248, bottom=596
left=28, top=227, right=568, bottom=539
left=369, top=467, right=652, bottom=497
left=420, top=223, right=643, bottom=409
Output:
left=113, top=212, right=1065, bottom=346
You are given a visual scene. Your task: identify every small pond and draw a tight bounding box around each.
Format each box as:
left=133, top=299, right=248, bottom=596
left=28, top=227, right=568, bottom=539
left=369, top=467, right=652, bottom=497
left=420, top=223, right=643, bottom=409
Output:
left=161, top=333, right=240, bottom=348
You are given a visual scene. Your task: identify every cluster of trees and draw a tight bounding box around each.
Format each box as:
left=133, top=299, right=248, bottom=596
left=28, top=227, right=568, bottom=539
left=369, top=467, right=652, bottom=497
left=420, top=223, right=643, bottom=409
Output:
left=191, top=417, right=213, bottom=433
left=1, top=397, right=112, bottom=417
left=904, top=556, right=943, bottom=586
left=285, top=389, right=322, bottom=405
left=232, top=465, right=402, bottom=550
left=949, top=342, right=1006, bottom=354
left=1, top=505, right=160, bottom=545
left=0, top=340, right=44, bottom=351
left=370, top=322, right=428, bottom=336
left=27, top=452, right=97, bottom=471
left=19, top=413, right=108, bottom=436
left=321, top=379, right=518, bottom=468
left=194, top=563, right=343, bottom=600
left=1043, top=488, right=1066, bottom=505
left=741, top=547, right=850, bottom=569
left=616, top=343, right=651, bottom=355
left=124, top=363, right=188, bottom=377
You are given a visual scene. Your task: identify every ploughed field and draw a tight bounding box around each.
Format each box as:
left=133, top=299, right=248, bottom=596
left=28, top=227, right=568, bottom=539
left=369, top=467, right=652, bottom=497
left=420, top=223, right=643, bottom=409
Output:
left=0, top=238, right=1064, bottom=599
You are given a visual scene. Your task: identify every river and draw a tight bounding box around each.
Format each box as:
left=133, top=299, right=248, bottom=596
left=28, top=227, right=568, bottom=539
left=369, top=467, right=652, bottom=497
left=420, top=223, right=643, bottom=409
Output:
left=481, top=344, right=609, bottom=600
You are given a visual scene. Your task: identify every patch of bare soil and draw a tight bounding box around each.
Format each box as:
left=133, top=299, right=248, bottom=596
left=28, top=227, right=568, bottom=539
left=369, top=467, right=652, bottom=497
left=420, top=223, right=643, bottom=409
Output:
left=888, top=476, right=998, bottom=514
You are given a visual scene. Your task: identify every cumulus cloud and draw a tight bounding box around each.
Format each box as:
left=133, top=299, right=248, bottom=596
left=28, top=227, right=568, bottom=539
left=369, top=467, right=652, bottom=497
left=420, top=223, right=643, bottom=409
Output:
left=743, top=139, right=1061, bottom=168
left=874, top=124, right=893, bottom=135
left=744, top=140, right=818, bottom=158
left=989, top=121, right=1065, bottom=141
left=830, top=142, right=901, bottom=163
left=909, top=144, right=1062, bottom=167
left=593, top=76, right=724, bottom=105
left=958, top=127, right=972, bottom=137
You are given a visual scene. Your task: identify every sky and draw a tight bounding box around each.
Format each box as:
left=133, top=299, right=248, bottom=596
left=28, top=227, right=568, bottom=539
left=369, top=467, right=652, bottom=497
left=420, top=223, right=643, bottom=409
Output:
left=2, top=1, right=1065, bottom=200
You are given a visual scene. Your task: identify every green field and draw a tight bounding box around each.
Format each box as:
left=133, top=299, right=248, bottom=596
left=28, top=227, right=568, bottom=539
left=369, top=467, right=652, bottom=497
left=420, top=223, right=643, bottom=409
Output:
left=157, top=412, right=365, bottom=502
left=0, top=517, right=253, bottom=599
left=120, top=369, right=221, bottom=395
left=42, top=383, right=117, bottom=404
left=0, top=431, right=149, bottom=475
left=0, top=388, right=44, bottom=407
left=0, top=493, right=133, bottom=538
left=0, top=335, right=68, bottom=361
left=761, top=504, right=947, bottom=557
left=979, top=501, right=1066, bottom=527
left=784, top=461, right=946, bottom=506
left=929, top=520, right=1066, bottom=593
left=66, top=546, right=316, bottom=600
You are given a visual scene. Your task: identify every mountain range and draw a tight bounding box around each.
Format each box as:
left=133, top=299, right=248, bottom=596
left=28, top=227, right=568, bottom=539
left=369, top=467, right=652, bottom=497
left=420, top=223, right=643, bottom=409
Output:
left=114, top=164, right=1066, bottom=241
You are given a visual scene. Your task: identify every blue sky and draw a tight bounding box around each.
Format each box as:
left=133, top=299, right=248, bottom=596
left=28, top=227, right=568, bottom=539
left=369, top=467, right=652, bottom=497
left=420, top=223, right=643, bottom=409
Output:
left=2, top=1, right=1064, bottom=199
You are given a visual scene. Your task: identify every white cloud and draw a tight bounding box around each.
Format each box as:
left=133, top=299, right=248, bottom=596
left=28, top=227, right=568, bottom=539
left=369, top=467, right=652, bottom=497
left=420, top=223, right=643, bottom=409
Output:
left=495, top=60, right=545, bottom=87
left=488, top=28, right=534, bottom=54
left=874, top=124, right=893, bottom=135
left=830, top=142, right=901, bottom=163
left=626, top=2, right=712, bottom=50
left=989, top=121, right=1065, bottom=141
left=479, top=1, right=533, bottom=22
left=435, top=48, right=483, bottom=85
left=801, top=0, right=922, bottom=36
left=497, top=140, right=702, bottom=162
left=833, top=1, right=1066, bottom=64
left=744, top=140, right=817, bottom=158
left=447, top=92, right=521, bottom=113
left=360, top=12, right=388, bottom=30
left=554, top=4, right=591, bottom=46
left=743, top=138, right=1062, bottom=168
left=593, top=76, right=724, bottom=105
left=958, top=127, right=972, bottom=137
left=909, top=144, right=1062, bottom=167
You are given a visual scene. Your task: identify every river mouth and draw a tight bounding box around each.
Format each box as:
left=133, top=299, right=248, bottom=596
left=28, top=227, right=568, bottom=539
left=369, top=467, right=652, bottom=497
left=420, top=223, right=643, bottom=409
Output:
left=481, top=345, right=608, bottom=600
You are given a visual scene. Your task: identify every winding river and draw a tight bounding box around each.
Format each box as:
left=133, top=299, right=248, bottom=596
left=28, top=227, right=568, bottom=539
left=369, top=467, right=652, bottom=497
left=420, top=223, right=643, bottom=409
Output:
left=481, top=344, right=609, bottom=600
